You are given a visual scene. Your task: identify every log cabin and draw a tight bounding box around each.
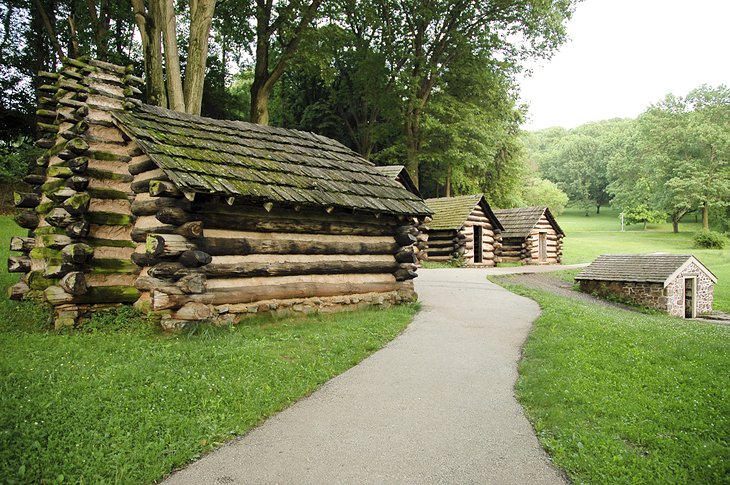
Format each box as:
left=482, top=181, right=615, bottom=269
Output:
left=8, top=58, right=432, bottom=329
left=423, top=195, right=503, bottom=266
left=575, top=254, right=716, bottom=318
left=493, top=206, right=564, bottom=264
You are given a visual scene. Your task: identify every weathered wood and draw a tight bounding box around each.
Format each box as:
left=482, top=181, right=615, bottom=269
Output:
left=196, top=236, right=399, bottom=257
left=24, top=173, right=47, bottom=185
left=394, top=233, right=417, bottom=246
left=149, top=259, right=400, bottom=280
left=130, top=196, right=190, bottom=216
left=44, top=285, right=140, bottom=305
left=178, top=250, right=212, bottom=268
left=66, top=175, right=90, bottom=191
left=15, top=210, right=40, bottom=229
left=152, top=281, right=401, bottom=310
left=146, top=234, right=196, bottom=257
left=394, top=249, right=417, bottom=264
left=61, top=243, right=94, bottom=264
left=173, top=302, right=213, bottom=320
left=65, top=220, right=91, bottom=238
left=131, top=169, right=168, bottom=193
left=394, top=268, right=418, bottom=281
left=177, top=274, right=206, bottom=294
left=149, top=180, right=182, bottom=197
left=10, top=236, right=35, bottom=252
left=62, top=192, right=91, bottom=215
left=36, top=233, right=73, bottom=249
left=45, top=208, right=76, bottom=227
left=127, top=156, right=157, bottom=175
left=158, top=209, right=397, bottom=237
left=7, top=281, right=30, bottom=300
left=8, top=256, right=31, bottom=273
left=14, top=192, right=41, bottom=208
left=59, top=271, right=87, bottom=295
left=130, top=220, right=203, bottom=242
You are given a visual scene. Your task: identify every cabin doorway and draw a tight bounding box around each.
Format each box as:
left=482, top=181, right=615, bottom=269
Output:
left=473, top=226, right=483, bottom=263
left=684, top=277, right=696, bottom=318
left=538, top=232, right=547, bottom=263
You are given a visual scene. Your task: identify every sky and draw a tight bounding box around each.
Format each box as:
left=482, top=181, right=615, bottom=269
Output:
left=518, top=0, right=730, bottom=131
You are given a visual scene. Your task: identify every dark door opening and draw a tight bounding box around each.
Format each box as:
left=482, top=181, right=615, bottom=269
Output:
left=473, top=226, right=483, bottom=263
left=684, top=278, right=695, bottom=318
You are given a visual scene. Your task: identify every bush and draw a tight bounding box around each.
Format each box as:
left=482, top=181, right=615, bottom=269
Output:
left=693, top=230, right=728, bottom=249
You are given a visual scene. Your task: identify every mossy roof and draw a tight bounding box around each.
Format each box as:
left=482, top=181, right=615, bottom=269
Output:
left=424, top=194, right=503, bottom=231
left=375, top=165, right=422, bottom=198
left=113, top=105, right=430, bottom=216
left=492, top=206, right=564, bottom=239
left=575, top=254, right=717, bottom=286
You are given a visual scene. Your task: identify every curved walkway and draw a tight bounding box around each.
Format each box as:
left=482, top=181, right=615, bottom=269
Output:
left=164, top=268, right=566, bottom=485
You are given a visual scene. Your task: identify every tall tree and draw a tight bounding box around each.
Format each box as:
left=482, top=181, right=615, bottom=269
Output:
left=131, top=0, right=216, bottom=115
left=249, top=0, right=324, bottom=125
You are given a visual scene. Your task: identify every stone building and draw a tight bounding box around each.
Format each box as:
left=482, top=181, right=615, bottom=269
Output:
left=575, top=254, right=717, bottom=318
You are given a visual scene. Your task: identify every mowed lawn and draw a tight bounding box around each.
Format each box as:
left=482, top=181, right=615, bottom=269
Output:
left=501, top=283, right=730, bottom=484
left=557, top=207, right=730, bottom=312
left=0, top=217, right=416, bottom=484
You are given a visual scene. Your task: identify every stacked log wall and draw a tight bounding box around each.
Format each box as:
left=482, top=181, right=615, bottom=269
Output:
left=526, top=213, right=563, bottom=264
left=131, top=199, right=420, bottom=329
left=459, top=206, right=499, bottom=267
left=8, top=58, right=143, bottom=327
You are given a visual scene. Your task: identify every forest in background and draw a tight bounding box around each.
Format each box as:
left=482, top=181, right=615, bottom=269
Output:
left=524, top=84, right=730, bottom=233
left=0, top=0, right=577, bottom=205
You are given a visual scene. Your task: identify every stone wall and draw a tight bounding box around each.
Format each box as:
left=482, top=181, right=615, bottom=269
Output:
left=664, top=261, right=714, bottom=317
left=579, top=263, right=715, bottom=318
left=578, top=280, right=667, bottom=311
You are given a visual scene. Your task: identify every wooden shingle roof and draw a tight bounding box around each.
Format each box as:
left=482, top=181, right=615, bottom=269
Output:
left=375, top=165, right=422, bottom=198
left=575, top=254, right=717, bottom=287
left=113, top=105, right=431, bottom=216
left=425, top=194, right=503, bottom=231
left=493, top=206, right=564, bottom=239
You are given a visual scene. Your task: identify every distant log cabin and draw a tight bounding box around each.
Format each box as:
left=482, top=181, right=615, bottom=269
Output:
left=8, top=58, right=431, bottom=329
left=493, top=207, right=564, bottom=264
left=423, top=195, right=503, bottom=266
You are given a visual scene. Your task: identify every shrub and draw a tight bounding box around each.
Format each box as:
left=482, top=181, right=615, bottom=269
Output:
left=693, top=230, right=728, bottom=249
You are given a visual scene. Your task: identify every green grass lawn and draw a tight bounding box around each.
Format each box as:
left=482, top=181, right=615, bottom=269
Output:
left=557, top=207, right=730, bottom=312
left=0, top=217, right=417, bottom=483
left=499, top=281, right=730, bottom=484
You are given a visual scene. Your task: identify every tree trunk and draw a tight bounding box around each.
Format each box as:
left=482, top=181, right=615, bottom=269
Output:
left=183, top=0, right=216, bottom=115
left=596, top=205, right=601, bottom=214
left=160, top=0, right=184, bottom=112
left=702, top=202, right=709, bottom=230
left=131, top=0, right=167, bottom=107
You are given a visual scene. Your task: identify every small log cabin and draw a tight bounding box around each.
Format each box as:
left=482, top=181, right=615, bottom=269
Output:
left=8, top=58, right=431, bottom=329
left=493, top=206, right=564, bottom=264
left=575, top=254, right=717, bottom=318
left=423, top=195, right=503, bottom=266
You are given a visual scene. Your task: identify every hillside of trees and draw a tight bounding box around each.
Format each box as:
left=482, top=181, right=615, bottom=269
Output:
left=524, top=84, right=730, bottom=232
left=0, top=0, right=578, bottom=205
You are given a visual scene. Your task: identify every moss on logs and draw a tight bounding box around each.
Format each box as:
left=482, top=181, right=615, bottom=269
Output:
left=15, top=210, right=40, bottom=229
left=46, top=165, right=74, bottom=179
left=130, top=196, right=190, bottom=216
left=87, top=187, right=129, bottom=200
left=8, top=281, right=30, bottom=300
left=65, top=137, right=89, bottom=154
left=61, top=243, right=94, bottom=264
left=36, top=234, right=73, bottom=249
left=41, top=178, right=67, bottom=195
left=149, top=180, right=181, bottom=197
left=24, top=173, right=47, bottom=186
left=88, top=258, right=139, bottom=274
left=86, top=167, right=134, bottom=183
left=45, top=208, right=77, bottom=227
left=62, top=192, right=91, bottom=215
left=85, top=211, right=133, bottom=226
left=14, top=192, right=41, bottom=208
left=44, top=285, right=140, bottom=305
left=65, top=220, right=90, bottom=238
left=27, top=271, right=58, bottom=290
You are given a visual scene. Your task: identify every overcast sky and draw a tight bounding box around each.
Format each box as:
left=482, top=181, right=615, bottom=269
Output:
left=518, top=0, right=730, bottom=131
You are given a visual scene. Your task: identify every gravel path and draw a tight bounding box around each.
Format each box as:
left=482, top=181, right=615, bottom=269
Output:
left=163, top=269, right=566, bottom=485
